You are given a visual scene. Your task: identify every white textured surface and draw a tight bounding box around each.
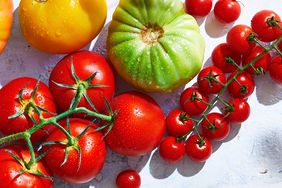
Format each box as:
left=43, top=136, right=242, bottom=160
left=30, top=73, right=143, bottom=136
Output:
left=1, top=0, right=282, bottom=187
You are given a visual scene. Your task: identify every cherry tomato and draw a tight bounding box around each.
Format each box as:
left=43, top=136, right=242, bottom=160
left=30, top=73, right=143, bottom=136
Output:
left=185, top=134, right=212, bottom=162
left=251, top=10, right=282, bottom=42
left=105, top=91, right=165, bottom=156
left=278, top=41, right=282, bottom=52
left=214, top=0, right=241, bottom=23
left=269, top=55, right=282, bottom=84
left=0, top=145, right=53, bottom=188
left=49, top=51, right=115, bottom=113
left=242, top=46, right=271, bottom=75
left=185, top=0, right=212, bottom=17
left=227, top=71, right=255, bottom=99
left=180, top=87, right=209, bottom=116
left=224, top=98, right=250, bottom=123
left=166, top=109, right=194, bottom=137
left=116, top=169, right=141, bottom=188
left=159, top=136, right=186, bottom=163
left=44, top=118, right=106, bottom=184
left=227, top=25, right=256, bottom=55
left=197, top=66, right=227, bottom=94
left=201, top=112, right=230, bottom=141
left=212, top=43, right=241, bottom=73
left=0, top=77, right=56, bottom=143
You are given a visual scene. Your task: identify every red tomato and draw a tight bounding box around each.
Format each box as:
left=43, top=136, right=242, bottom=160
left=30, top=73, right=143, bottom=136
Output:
left=116, top=170, right=141, bottom=188
left=0, top=145, right=53, bottom=188
left=201, top=112, right=230, bottom=141
left=197, top=66, right=227, bottom=94
left=44, top=118, right=106, bottom=184
left=105, top=91, right=165, bottom=156
left=49, top=51, right=115, bottom=113
left=185, top=0, right=212, bottom=17
left=159, top=136, right=186, bottom=163
left=0, top=77, right=56, bottom=143
left=212, top=43, right=241, bottom=73
left=227, top=71, right=255, bottom=99
left=242, top=46, right=271, bottom=75
left=180, top=87, right=209, bottom=116
left=185, top=134, right=212, bottom=162
left=251, top=10, right=282, bottom=42
left=224, top=98, right=250, bottom=123
left=227, top=25, right=256, bottom=55
left=269, top=56, right=282, bottom=84
left=166, top=109, right=194, bottom=137
left=214, top=0, right=241, bottom=23
left=279, top=41, right=282, bottom=52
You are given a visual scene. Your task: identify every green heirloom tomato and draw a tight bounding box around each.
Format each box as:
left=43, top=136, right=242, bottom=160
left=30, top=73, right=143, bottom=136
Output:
left=107, top=0, right=205, bottom=92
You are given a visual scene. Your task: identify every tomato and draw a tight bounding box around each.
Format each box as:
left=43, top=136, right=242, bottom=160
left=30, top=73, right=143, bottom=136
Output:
left=49, top=51, right=115, bottom=114
left=180, top=87, right=209, bottom=116
left=201, top=113, right=230, bottom=141
left=214, top=0, right=241, bottom=23
left=0, top=77, right=56, bottom=143
left=116, top=170, right=141, bottom=188
left=212, top=43, right=241, bottom=73
left=159, top=136, right=185, bottom=163
left=227, top=25, right=256, bottom=55
left=44, top=118, right=106, bottom=184
left=227, top=71, right=255, bottom=99
left=166, top=109, right=194, bottom=137
left=185, top=134, right=212, bottom=162
left=185, top=0, right=213, bottom=17
left=224, top=98, right=250, bottom=123
left=19, top=0, right=107, bottom=54
left=279, top=41, right=282, bottom=53
left=0, top=145, right=53, bottom=188
left=0, top=0, right=13, bottom=53
left=105, top=91, right=165, bottom=156
left=251, top=10, right=282, bottom=42
left=242, top=46, right=271, bottom=75
left=197, top=66, right=227, bottom=94
left=269, top=56, right=282, bottom=84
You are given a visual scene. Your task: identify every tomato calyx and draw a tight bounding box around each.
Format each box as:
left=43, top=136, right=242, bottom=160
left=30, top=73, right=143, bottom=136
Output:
left=179, top=112, right=191, bottom=122
left=267, top=16, right=281, bottom=28
left=200, top=70, right=223, bottom=88
left=225, top=56, right=241, bottom=70
left=196, top=137, right=206, bottom=148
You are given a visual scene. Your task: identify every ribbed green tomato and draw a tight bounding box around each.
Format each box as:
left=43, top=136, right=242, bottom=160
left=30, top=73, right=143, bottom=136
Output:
left=107, top=0, right=205, bottom=92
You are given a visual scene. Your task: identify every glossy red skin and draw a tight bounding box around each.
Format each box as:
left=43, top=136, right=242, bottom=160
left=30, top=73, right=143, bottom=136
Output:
left=166, top=109, right=194, bottom=137
left=251, top=10, right=282, bottom=42
left=185, top=0, right=212, bottom=16
left=227, top=71, right=255, bottom=99
left=105, top=91, right=165, bottom=156
left=159, top=136, right=185, bottom=163
left=185, top=135, right=212, bottom=162
left=214, top=0, right=241, bottom=23
left=269, top=56, right=282, bottom=84
left=212, top=43, right=241, bottom=73
left=180, top=87, right=209, bottom=116
left=201, top=113, right=230, bottom=141
left=116, top=170, right=141, bottom=188
left=197, top=66, right=227, bottom=94
left=49, top=51, right=115, bottom=113
left=0, top=77, right=56, bottom=143
left=224, top=98, right=250, bottom=123
left=242, top=46, right=271, bottom=75
left=44, top=118, right=106, bottom=184
left=0, top=146, right=53, bottom=188
left=227, top=25, right=256, bottom=55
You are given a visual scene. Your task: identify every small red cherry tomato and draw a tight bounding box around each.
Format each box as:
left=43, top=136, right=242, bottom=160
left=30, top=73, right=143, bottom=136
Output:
left=166, top=109, right=194, bottom=137
left=159, top=136, right=186, bottom=163
left=269, top=55, right=282, bottom=84
left=186, top=134, right=212, bottom=162
left=214, top=0, right=241, bottom=23
left=197, top=66, right=227, bottom=94
left=224, top=98, right=250, bottom=123
left=180, top=87, right=209, bottom=116
left=185, top=0, right=212, bottom=17
left=116, top=169, right=141, bottom=188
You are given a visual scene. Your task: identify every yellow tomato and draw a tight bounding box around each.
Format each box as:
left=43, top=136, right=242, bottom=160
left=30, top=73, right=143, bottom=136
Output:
left=0, top=0, right=13, bottom=54
left=19, top=0, right=107, bottom=54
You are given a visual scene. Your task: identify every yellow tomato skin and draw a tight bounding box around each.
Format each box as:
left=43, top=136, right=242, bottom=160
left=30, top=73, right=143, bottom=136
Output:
left=0, top=0, right=13, bottom=54
left=19, top=0, right=107, bottom=54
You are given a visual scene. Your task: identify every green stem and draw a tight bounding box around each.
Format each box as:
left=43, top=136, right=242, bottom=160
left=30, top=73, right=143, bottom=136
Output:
left=0, top=132, right=26, bottom=145
left=25, top=133, right=36, bottom=169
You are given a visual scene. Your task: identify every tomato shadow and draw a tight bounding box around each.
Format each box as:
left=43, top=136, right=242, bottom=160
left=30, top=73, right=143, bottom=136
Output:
left=176, top=155, right=205, bottom=177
